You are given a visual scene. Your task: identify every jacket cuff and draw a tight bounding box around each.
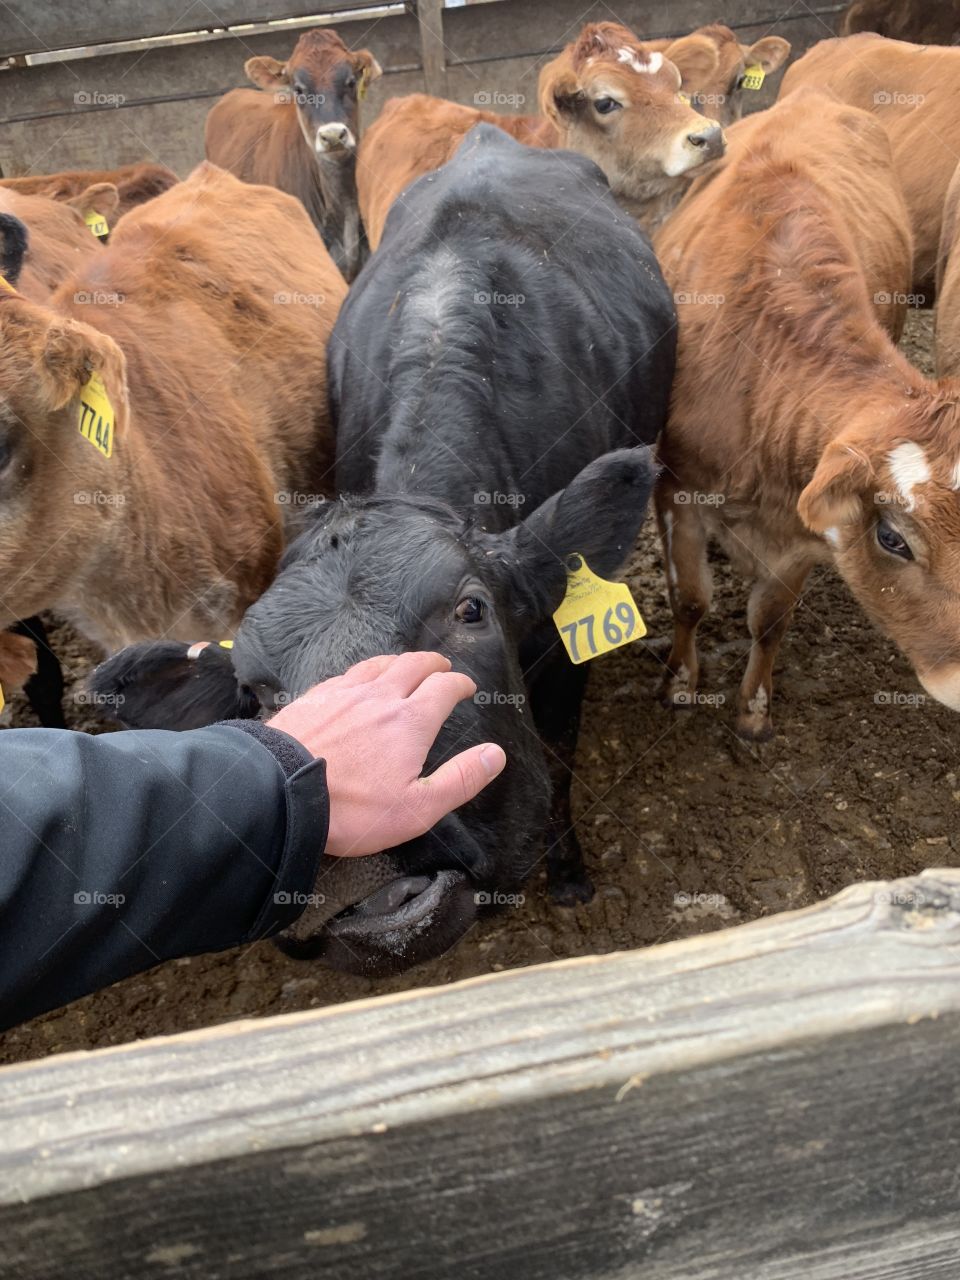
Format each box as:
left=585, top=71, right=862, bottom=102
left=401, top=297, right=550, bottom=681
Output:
left=217, top=721, right=330, bottom=940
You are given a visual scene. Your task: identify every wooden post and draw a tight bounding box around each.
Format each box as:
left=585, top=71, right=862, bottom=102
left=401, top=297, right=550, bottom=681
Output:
left=417, top=0, right=448, bottom=98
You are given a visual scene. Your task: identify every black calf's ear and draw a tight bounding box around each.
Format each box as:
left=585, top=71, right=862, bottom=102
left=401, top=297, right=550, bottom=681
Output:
left=494, top=447, right=658, bottom=623
left=0, top=214, right=28, bottom=286
left=90, top=641, right=259, bottom=731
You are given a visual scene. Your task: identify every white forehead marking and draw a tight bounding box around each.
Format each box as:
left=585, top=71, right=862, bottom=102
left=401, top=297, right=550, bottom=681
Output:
left=951, top=458, right=960, bottom=491
left=618, top=47, right=662, bottom=74
left=887, top=442, right=930, bottom=512
left=823, top=527, right=841, bottom=548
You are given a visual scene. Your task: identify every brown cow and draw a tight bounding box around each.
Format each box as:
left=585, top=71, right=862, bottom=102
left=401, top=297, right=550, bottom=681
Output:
left=0, top=162, right=345, bottom=657
left=647, top=24, right=791, bottom=125
left=840, top=0, right=960, bottom=45
left=358, top=21, right=725, bottom=249
left=0, top=184, right=117, bottom=300
left=0, top=162, right=178, bottom=219
left=652, top=90, right=960, bottom=738
left=936, top=161, right=960, bottom=375
left=780, top=33, right=960, bottom=292
left=205, top=28, right=381, bottom=282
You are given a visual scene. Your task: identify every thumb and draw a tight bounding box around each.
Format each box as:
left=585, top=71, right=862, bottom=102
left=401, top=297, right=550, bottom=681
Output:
left=414, top=742, right=506, bottom=825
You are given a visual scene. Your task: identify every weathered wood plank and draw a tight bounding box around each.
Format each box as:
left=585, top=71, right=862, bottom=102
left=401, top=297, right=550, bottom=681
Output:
left=1, top=871, right=960, bottom=1277
left=416, top=0, right=448, bottom=98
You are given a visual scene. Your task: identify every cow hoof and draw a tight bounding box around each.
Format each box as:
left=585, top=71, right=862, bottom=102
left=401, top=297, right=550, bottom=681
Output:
left=548, top=873, right=595, bottom=907
left=736, top=711, right=774, bottom=742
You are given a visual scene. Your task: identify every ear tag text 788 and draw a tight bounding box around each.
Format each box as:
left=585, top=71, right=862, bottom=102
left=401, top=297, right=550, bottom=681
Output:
left=553, top=555, right=646, bottom=664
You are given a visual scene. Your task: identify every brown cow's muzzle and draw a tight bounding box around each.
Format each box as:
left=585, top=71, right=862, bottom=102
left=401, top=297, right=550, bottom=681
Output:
left=687, top=123, right=725, bottom=163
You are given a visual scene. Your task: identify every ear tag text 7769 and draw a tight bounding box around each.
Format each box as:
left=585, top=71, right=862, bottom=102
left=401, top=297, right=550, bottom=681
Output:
left=553, top=555, right=646, bottom=664
left=741, top=64, right=765, bottom=91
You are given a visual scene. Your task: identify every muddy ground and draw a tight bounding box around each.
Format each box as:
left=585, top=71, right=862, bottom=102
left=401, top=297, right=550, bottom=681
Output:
left=1, top=310, right=954, bottom=1065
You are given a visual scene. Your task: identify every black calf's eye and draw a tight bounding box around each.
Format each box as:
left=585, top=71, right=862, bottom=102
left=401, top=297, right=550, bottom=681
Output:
left=455, top=596, right=485, bottom=624
left=594, top=97, right=621, bottom=115
left=876, top=519, right=913, bottom=560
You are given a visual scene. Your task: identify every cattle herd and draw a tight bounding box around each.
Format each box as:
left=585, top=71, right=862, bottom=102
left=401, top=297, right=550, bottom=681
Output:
left=1, top=9, right=959, bottom=977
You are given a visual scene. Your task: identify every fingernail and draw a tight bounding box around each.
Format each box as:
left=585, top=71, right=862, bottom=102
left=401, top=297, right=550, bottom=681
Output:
left=480, top=744, right=505, bottom=775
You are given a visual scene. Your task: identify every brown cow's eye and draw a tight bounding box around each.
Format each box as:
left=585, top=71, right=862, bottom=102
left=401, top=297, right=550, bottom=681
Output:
left=876, top=519, right=913, bottom=561
left=594, top=97, right=621, bottom=115
left=455, top=596, right=485, bottom=624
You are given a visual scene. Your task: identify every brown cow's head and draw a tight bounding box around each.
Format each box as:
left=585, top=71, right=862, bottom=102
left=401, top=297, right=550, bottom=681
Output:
left=245, top=28, right=381, bottom=158
left=798, top=392, right=960, bottom=710
left=539, top=23, right=725, bottom=201
left=0, top=224, right=129, bottom=626
left=655, top=25, right=791, bottom=126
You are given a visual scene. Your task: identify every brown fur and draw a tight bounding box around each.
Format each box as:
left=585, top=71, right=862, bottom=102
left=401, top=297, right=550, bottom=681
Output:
left=205, top=27, right=380, bottom=282
left=0, top=163, right=178, bottom=218
left=0, top=184, right=118, bottom=300
left=0, top=631, right=37, bottom=707
left=840, top=0, right=960, bottom=45
left=653, top=90, right=960, bottom=737
left=357, top=20, right=725, bottom=250
left=780, top=32, right=960, bottom=290
left=0, top=162, right=346, bottom=653
left=647, top=24, right=791, bottom=125
left=936, top=162, right=960, bottom=374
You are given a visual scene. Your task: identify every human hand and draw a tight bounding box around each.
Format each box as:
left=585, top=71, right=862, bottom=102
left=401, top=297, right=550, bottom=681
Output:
left=268, top=652, right=506, bottom=856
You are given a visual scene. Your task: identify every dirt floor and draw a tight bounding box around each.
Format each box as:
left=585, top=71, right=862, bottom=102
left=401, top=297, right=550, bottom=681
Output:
left=1, top=309, right=955, bottom=1065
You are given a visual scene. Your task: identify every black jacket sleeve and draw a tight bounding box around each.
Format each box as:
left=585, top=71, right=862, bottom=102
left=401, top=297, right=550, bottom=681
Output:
left=0, top=722, right=328, bottom=1031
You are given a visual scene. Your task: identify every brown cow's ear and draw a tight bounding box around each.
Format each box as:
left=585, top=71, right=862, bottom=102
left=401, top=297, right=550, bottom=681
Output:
left=66, top=181, right=119, bottom=223
left=664, top=34, right=720, bottom=89
left=42, top=318, right=127, bottom=431
left=798, top=440, right=873, bottom=533
left=351, top=48, right=382, bottom=98
left=245, top=56, right=288, bottom=89
left=745, top=36, right=791, bottom=73
left=539, top=62, right=585, bottom=125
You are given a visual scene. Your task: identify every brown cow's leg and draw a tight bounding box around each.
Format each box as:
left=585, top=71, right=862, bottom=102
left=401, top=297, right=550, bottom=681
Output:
left=737, top=556, right=815, bottom=740
left=656, top=480, right=712, bottom=710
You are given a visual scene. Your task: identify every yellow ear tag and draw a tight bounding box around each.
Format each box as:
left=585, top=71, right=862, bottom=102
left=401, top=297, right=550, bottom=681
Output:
left=678, top=91, right=691, bottom=106
left=218, top=640, right=234, bottom=649
left=358, top=70, right=369, bottom=101
left=0, top=274, right=17, bottom=294
left=77, top=370, right=114, bottom=458
left=553, top=555, right=646, bottom=664
left=741, top=64, right=765, bottom=91
left=0, top=682, right=4, bottom=715
left=84, top=210, right=109, bottom=239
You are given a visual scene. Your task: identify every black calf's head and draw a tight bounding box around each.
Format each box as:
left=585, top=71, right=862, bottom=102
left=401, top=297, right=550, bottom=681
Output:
left=91, top=449, right=656, bottom=975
